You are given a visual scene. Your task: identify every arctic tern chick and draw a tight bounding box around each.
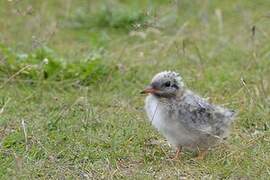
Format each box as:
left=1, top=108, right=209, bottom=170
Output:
left=141, top=71, right=235, bottom=160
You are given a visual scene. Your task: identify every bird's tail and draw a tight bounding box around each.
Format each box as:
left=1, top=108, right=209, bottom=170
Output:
left=226, top=109, right=237, bottom=121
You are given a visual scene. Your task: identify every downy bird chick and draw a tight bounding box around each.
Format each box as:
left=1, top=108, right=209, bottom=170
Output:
left=141, top=71, right=236, bottom=160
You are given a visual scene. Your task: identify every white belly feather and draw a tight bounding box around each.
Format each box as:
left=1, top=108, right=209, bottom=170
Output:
left=145, top=95, right=197, bottom=149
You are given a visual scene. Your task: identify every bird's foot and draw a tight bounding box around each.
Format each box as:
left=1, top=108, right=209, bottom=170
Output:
left=171, top=147, right=182, bottom=161
left=195, top=150, right=208, bottom=160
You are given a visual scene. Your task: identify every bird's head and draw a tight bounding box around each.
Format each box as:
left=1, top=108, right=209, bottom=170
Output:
left=141, top=71, right=184, bottom=98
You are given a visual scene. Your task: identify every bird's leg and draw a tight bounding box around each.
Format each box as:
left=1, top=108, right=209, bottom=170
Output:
left=172, top=146, right=182, bottom=160
left=195, top=149, right=208, bottom=160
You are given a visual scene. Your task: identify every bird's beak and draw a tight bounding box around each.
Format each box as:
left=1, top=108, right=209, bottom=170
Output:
left=140, top=86, right=158, bottom=94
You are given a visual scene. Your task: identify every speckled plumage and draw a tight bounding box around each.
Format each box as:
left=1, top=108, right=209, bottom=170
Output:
left=144, top=71, right=235, bottom=151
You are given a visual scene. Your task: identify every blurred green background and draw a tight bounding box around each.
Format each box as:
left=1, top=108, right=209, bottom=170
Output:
left=0, top=0, right=269, bottom=179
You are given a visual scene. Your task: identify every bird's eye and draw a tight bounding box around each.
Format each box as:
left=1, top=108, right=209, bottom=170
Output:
left=164, top=81, right=171, bottom=87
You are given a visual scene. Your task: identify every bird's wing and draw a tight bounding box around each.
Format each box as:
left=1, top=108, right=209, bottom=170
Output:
left=176, top=91, right=235, bottom=136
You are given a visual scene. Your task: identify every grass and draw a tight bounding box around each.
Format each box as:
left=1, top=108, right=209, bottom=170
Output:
left=0, top=0, right=270, bottom=179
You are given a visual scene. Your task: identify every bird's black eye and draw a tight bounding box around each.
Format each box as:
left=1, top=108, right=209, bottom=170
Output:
left=164, top=81, right=171, bottom=87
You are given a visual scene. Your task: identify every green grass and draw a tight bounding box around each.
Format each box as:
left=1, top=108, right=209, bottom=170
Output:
left=0, top=0, right=270, bottom=179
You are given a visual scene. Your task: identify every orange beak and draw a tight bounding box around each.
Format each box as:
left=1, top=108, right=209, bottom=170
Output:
left=140, top=86, right=158, bottom=94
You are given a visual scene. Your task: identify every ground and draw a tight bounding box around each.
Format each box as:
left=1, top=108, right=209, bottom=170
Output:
left=0, top=0, right=270, bottom=179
